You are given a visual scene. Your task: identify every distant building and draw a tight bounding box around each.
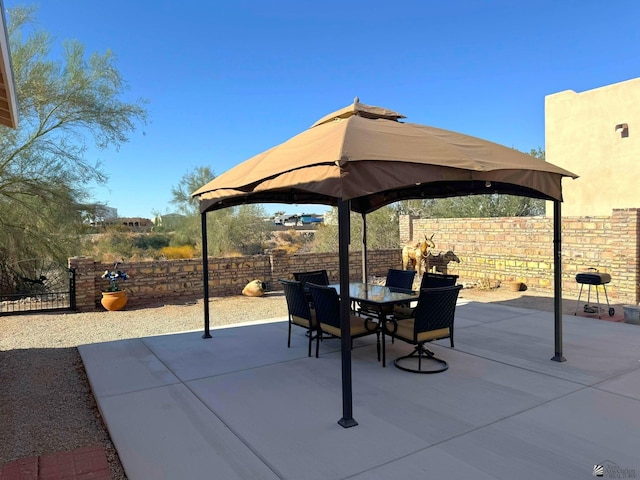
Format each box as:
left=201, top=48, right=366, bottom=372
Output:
left=274, top=214, right=301, bottom=226
left=300, top=215, right=323, bottom=225
left=82, top=205, right=117, bottom=226
left=100, top=206, right=118, bottom=220
left=103, top=217, right=153, bottom=232
left=273, top=213, right=324, bottom=227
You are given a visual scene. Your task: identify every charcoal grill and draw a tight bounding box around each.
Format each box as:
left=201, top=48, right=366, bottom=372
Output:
left=575, top=268, right=615, bottom=318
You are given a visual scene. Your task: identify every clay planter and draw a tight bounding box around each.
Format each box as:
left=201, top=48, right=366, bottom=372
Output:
left=101, top=291, right=128, bottom=311
left=508, top=281, right=524, bottom=292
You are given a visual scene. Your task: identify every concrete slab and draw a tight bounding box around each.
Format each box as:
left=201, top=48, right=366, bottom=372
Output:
left=351, top=387, right=640, bottom=480
left=80, top=302, right=640, bottom=480
left=451, top=308, right=640, bottom=385
left=78, top=339, right=179, bottom=397
left=188, top=356, right=428, bottom=480
left=456, top=301, right=535, bottom=324
left=97, top=383, right=281, bottom=480
left=433, top=387, right=640, bottom=480
left=597, top=368, right=640, bottom=400
left=140, top=322, right=308, bottom=382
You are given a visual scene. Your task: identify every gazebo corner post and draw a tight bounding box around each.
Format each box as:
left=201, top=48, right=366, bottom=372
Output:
left=338, top=199, right=358, bottom=428
left=551, top=199, right=565, bottom=362
left=201, top=211, right=212, bottom=339
left=361, top=212, right=368, bottom=283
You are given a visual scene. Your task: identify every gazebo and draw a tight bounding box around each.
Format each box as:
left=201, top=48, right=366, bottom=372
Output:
left=192, top=100, right=578, bottom=427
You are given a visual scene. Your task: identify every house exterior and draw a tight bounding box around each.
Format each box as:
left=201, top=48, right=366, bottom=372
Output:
left=545, top=77, right=640, bottom=216
left=0, top=0, right=19, bottom=129
left=273, top=213, right=324, bottom=226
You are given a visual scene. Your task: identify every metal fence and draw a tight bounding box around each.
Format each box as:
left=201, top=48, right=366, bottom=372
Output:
left=0, top=263, right=76, bottom=316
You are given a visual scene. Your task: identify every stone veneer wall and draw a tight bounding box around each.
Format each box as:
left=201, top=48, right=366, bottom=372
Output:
left=399, top=208, right=640, bottom=304
left=69, top=207, right=640, bottom=312
left=69, top=249, right=402, bottom=312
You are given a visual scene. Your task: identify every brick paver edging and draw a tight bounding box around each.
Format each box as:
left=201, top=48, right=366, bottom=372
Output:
left=0, top=445, right=110, bottom=480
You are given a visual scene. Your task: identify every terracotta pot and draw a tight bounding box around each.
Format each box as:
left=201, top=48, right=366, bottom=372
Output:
left=508, top=281, right=523, bottom=292
left=101, top=291, right=128, bottom=311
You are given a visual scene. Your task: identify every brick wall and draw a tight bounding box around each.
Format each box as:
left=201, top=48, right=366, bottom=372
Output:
left=70, top=208, right=639, bottom=311
left=399, top=208, right=640, bottom=304
left=69, top=249, right=402, bottom=312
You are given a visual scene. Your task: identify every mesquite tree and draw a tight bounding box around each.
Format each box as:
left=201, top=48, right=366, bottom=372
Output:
left=0, top=6, right=148, bottom=277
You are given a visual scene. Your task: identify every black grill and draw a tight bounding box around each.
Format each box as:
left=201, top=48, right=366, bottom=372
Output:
left=575, top=268, right=614, bottom=318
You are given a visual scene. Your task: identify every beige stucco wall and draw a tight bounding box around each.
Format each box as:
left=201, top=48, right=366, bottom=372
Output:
left=545, top=77, right=640, bottom=216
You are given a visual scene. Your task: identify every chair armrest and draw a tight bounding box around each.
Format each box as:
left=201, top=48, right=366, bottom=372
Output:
left=384, top=318, right=399, bottom=335
left=363, top=316, right=379, bottom=332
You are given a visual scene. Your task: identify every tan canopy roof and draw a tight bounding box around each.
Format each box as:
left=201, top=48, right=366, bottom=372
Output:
left=193, top=100, right=577, bottom=214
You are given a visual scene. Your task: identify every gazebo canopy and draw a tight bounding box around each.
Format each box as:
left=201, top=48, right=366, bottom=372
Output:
left=193, top=100, right=576, bottom=214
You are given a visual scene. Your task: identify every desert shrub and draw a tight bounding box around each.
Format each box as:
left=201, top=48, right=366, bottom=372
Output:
left=161, top=245, right=195, bottom=259
left=133, top=233, right=170, bottom=250
left=84, top=230, right=136, bottom=260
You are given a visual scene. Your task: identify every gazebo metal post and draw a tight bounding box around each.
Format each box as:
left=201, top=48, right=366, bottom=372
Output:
left=361, top=213, right=368, bottom=283
left=201, top=212, right=212, bottom=339
left=551, top=200, right=565, bottom=361
left=338, top=199, right=357, bottom=428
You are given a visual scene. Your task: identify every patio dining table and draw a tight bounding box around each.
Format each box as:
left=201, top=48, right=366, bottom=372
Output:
left=328, top=281, right=420, bottom=366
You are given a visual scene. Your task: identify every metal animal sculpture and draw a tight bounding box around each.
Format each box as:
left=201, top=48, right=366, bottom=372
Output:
left=425, top=250, right=461, bottom=274
left=401, top=234, right=435, bottom=276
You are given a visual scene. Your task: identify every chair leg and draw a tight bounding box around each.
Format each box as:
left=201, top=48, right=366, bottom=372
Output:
left=307, top=328, right=312, bottom=357
left=288, top=320, right=292, bottom=348
left=393, top=343, right=448, bottom=374
left=382, top=331, right=386, bottom=367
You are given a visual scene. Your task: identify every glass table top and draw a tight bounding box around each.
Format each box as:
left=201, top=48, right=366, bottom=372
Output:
left=328, top=282, right=418, bottom=305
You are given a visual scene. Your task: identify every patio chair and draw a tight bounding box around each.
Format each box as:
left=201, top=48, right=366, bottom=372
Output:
left=293, top=269, right=330, bottom=306
left=420, top=272, right=459, bottom=289
left=385, top=268, right=417, bottom=290
left=393, top=272, right=459, bottom=319
left=384, top=284, right=462, bottom=373
left=358, top=268, right=416, bottom=318
left=279, top=279, right=319, bottom=358
left=293, top=269, right=329, bottom=287
left=307, top=283, right=380, bottom=361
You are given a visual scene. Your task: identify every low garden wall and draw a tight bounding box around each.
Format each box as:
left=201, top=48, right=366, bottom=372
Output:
left=69, top=207, right=640, bottom=312
left=69, top=249, right=401, bottom=312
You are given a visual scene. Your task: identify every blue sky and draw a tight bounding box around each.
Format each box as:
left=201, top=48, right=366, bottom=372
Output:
left=8, top=1, right=640, bottom=218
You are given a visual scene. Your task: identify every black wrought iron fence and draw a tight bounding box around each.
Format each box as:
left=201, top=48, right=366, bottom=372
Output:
left=0, top=260, right=76, bottom=316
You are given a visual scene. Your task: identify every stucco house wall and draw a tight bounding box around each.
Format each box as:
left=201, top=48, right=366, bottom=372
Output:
left=545, top=77, right=640, bottom=216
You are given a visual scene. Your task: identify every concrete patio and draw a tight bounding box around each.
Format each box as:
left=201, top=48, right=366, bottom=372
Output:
left=79, top=299, right=640, bottom=479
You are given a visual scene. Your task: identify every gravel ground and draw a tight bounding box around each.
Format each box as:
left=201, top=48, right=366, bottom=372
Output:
left=0, top=285, right=612, bottom=479
left=0, top=293, right=290, bottom=479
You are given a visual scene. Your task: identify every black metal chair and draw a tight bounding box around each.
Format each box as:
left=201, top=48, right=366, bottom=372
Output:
left=384, top=285, right=462, bottom=373
left=293, top=269, right=330, bottom=306
left=293, top=270, right=329, bottom=287
left=279, top=279, right=319, bottom=358
left=394, top=272, right=459, bottom=319
left=307, top=283, right=380, bottom=361
left=385, top=268, right=416, bottom=290
left=420, top=272, right=459, bottom=289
